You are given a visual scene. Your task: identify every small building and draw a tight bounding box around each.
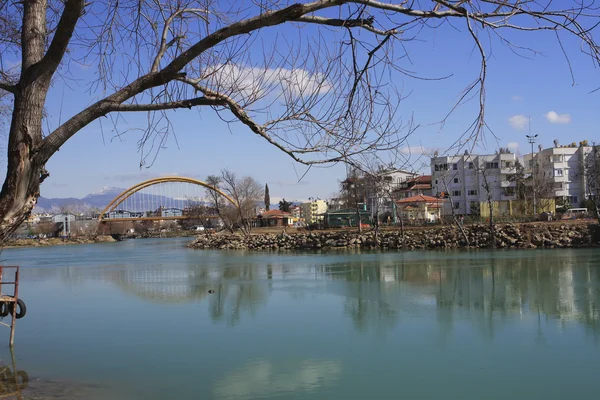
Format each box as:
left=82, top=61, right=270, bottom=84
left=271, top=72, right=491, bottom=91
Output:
left=159, top=207, right=183, bottom=217
left=259, top=210, right=293, bottom=227
left=323, top=208, right=371, bottom=228
left=396, top=195, right=444, bottom=223
left=108, top=209, right=132, bottom=219
left=52, top=213, right=76, bottom=237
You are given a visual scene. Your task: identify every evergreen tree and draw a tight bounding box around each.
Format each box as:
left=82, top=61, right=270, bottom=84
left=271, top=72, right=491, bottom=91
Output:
left=264, top=184, right=270, bottom=211
left=279, top=199, right=292, bottom=212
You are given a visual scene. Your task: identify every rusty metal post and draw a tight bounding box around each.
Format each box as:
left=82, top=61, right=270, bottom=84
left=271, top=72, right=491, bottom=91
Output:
left=9, top=267, right=19, bottom=347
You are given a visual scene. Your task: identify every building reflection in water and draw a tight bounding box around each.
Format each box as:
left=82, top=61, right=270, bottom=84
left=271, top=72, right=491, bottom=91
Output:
left=213, top=359, right=342, bottom=400
left=45, top=250, right=600, bottom=336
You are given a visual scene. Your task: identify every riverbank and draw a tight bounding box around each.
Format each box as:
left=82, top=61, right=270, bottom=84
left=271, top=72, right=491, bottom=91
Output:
left=188, top=222, right=600, bottom=251
left=3, top=235, right=117, bottom=248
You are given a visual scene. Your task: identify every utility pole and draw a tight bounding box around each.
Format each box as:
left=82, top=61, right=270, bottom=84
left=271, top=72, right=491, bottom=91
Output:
left=526, top=120, right=539, bottom=216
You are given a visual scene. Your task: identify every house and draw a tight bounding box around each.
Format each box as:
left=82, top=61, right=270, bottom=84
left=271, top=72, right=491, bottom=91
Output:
left=431, top=149, right=518, bottom=215
left=52, top=213, right=76, bottom=237
left=259, top=210, right=293, bottom=227
left=396, top=195, right=444, bottom=222
left=289, top=204, right=304, bottom=223
left=366, top=169, right=420, bottom=218
left=393, top=175, right=433, bottom=200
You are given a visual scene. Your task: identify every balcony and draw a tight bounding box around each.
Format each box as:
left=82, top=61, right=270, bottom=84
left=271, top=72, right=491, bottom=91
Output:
left=500, top=167, right=516, bottom=175
left=500, top=180, right=516, bottom=188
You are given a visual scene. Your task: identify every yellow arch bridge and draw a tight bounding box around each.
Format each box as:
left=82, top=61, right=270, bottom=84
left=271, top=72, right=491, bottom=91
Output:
left=97, top=177, right=236, bottom=222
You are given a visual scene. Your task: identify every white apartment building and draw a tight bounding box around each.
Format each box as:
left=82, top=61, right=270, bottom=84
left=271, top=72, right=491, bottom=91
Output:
left=302, top=199, right=328, bottom=225
left=523, top=141, right=591, bottom=208
left=431, top=150, right=517, bottom=215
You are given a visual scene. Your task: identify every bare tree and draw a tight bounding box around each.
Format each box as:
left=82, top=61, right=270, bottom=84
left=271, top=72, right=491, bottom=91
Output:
left=205, top=175, right=234, bottom=233
left=339, top=167, right=369, bottom=232
left=583, top=144, right=600, bottom=222
left=477, top=164, right=496, bottom=248
left=438, top=167, right=470, bottom=245
left=1, top=1, right=600, bottom=241
left=220, top=170, right=263, bottom=237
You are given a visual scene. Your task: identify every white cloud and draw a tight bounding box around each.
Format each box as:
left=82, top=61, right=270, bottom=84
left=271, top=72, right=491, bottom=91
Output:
left=511, top=95, right=523, bottom=102
left=508, top=115, right=528, bottom=130
left=544, top=111, right=571, bottom=124
left=201, top=64, right=332, bottom=102
left=507, top=142, right=519, bottom=151
left=399, top=145, right=431, bottom=156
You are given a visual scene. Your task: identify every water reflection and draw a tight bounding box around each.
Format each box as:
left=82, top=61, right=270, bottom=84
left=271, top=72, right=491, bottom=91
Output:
left=20, top=248, right=600, bottom=336
left=213, top=359, right=342, bottom=400
left=0, top=349, right=28, bottom=400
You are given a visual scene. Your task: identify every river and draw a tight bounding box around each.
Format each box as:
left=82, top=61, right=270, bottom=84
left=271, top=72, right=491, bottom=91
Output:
left=0, top=238, right=599, bottom=399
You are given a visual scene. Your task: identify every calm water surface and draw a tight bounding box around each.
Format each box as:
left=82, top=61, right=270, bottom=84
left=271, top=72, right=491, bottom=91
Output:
left=0, top=238, right=599, bottom=399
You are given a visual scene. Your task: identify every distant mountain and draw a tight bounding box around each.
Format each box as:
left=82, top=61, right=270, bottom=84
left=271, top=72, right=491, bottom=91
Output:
left=34, top=186, right=206, bottom=214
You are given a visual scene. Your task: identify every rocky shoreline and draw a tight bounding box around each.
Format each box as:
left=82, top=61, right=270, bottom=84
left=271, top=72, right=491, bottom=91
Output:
left=189, top=223, right=600, bottom=251
left=3, top=235, right=117, bottom=248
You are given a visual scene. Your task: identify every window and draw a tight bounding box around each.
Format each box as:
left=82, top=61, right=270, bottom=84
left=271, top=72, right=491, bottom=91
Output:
left=453, top=178, right=459, bottom=183
left=435, top=180, right=438, bottom=184
left=485, top=162, right=499, bottom=169
left=453, top=163, right=458, bottom=170
left=468, top=162, right=474, bottom=170
left=554, top=168, right=563, bottom=177
left=434, top=163, right=448, bottom=172
left=553, top=155, right=563, bottom=162
left=568, top=196, right=578, bottom=204
left=452, top=190, right=462, bottom=197
left=454, top=202, right=460, bottom=209
left=467, top=189, right=478, bottom=196
left=554, top=182, right=563, bottom=189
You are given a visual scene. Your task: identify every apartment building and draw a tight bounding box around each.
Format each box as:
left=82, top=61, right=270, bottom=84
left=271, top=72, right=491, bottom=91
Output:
left=431, top=150, right=517, bottom=215
left=523, top=141, right=591, bottom=207
left=302, top=199, right=328, bottom=225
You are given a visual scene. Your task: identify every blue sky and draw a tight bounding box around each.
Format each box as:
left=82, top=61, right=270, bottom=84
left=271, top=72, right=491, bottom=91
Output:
left=2, top=3, right=599, bottom=203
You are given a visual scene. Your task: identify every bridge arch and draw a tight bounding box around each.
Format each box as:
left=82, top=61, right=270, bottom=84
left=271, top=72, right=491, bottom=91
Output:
left=97, top=176, right=237, bottom=222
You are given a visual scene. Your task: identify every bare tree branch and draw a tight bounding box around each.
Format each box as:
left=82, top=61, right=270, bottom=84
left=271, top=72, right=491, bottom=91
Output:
left=33, top=0, right=85, bottom=81
left=0, top=82, right=15, bottom=94
left=293, top=15, right=395, bottom=35
left=111, top=96, right=227, bottom=112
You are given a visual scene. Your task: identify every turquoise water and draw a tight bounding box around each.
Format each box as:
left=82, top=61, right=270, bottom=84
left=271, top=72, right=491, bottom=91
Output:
left=0, top=238, right=599, bottom=399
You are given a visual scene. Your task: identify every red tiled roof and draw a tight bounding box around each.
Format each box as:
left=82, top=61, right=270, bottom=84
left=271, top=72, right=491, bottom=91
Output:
left=407, top=175, right=432, bottom=184
left=396, top=184, right=432, bottom=192
left=397, top=195, right=444, bottom=204
left=261, top=210, right=292, bottom=219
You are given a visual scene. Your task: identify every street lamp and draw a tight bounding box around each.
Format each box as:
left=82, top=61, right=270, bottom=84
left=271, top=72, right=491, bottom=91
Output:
left=526, top=133, right=539, bottom=216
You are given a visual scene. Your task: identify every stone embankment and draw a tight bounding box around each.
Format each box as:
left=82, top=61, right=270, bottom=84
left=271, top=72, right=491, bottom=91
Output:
left=189, top=223, right=599, bottom=251
left=4, top=235, right=117, bottom=248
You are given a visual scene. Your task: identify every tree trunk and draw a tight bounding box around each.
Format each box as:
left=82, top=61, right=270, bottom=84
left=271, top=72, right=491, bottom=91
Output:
left=0, top=86, right=48, bottom=242
left=487, top=196, right=496, bottom=248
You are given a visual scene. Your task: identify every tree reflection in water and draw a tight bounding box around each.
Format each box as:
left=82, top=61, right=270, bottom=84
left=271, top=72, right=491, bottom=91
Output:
left=53, top=250, right=600, bottom=337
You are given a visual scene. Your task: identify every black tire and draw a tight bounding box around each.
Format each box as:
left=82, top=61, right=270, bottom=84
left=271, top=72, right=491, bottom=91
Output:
left=8, top=299, right=26, bottom=319
left=0, top=302, right=9, bottom=318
